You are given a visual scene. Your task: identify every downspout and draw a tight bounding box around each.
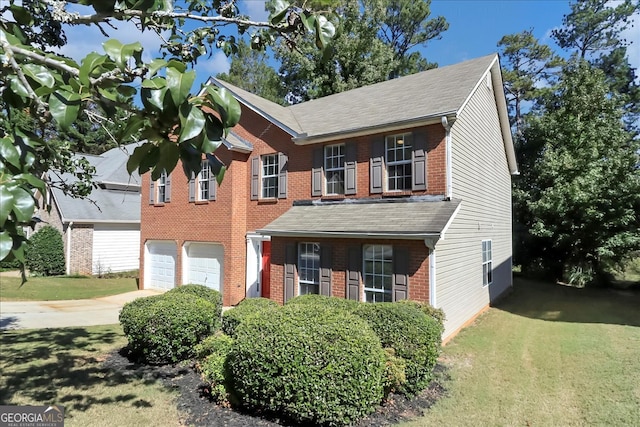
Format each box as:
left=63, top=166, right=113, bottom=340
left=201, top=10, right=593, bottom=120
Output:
left=441, top=116, right=454, bottom=200
left=66, top=221, right=73, bottom=275
left=424, top=237, right=439, bottom=308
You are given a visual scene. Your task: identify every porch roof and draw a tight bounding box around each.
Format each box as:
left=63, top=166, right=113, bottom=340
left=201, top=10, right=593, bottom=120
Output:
left=257, top=198, right=461, bottom=241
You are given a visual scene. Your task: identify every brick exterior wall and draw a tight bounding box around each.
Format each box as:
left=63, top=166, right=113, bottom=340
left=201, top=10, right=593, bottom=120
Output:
left=139, top=103, right=445, bottom=306
left=269, top=237, right=430, bottom=305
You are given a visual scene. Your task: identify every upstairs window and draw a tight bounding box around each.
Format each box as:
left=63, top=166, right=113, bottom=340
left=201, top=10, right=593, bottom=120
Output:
left=149, top=170, right=171, bottom=204
left=386, top=133, right=413, bottom=191
left=261, top=154, right=279, bottom=198
left=198, top=161, right=210, bottom=201
left=324, top=144, right=345, bottom=195
left=189, top=161, right=216, bottom=202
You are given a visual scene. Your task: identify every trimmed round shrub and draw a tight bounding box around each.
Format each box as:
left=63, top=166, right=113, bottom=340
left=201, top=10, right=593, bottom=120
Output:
left=166, top=284, right=223, bottom=329
left=353, top=302, right=442, bottom=396
left=397, top=300, right=446, bottom=335
left=226, top=304, right=386, bottom=426
left=25, top=225, right=65, bottom=276
left=221, top=297, right=279, bottom=338
left=119, top=293, right=216, bottom=364
left=286, top=293, right=360, bottom=311
left=195, top=332, right=235, bottom=404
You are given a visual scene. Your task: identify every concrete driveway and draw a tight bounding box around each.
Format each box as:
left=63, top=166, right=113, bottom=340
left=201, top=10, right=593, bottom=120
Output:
left=0, top=290, right=163, bottom=330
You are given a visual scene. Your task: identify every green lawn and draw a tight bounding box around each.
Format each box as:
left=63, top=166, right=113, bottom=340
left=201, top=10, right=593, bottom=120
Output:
left=403, top=278, right=640, bottom=426
left=0, top=325, right=182, bottom=426
left=0, top=275, right=139, bottom=301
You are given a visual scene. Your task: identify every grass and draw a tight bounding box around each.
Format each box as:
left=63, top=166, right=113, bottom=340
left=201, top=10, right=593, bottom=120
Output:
left=403, top=278, right=640, bottom=426
left=0, top=325, right=181, bottom=427
left=0, top=276, right=139, bottom=301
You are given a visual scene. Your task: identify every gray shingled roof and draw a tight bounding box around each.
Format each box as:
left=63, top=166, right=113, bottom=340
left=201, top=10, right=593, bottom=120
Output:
left=257, top=198, right=461, bottom=240
left=211, top=54, right=497, bottom=140
left=50, top=143, right=141, bottom=223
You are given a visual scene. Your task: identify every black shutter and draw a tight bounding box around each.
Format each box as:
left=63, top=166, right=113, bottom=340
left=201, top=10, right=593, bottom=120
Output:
left=164, top=173, right=171, bottom=203
left=149, top=179, right=155, bottom=205
left=278, top=152, right=288, bottom=199
left=312, top=147, right=323, bottom=197
left=208, top=174, right=217, bottom=201
left=346, top=246, right=361, bottom=301
left=412, top=131, right=427, bottom=191
left=370, top=136, right=384, bottom=194
left=393, top=247, right=409, bottom=301
left=284, top=244, right=296, bottom=302
left=250, top=156, right=259, bottom=200
left=345, top=143, right=357, bottom=195
left=319, top=245, right=332, bottom=296
left=188, top=175, right=195, bottom=202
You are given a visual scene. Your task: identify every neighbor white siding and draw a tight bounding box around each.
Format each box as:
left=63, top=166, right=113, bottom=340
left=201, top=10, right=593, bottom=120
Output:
left=92, top=223, right=140, bottom=274
left=436, top=73, right=513, bottom=340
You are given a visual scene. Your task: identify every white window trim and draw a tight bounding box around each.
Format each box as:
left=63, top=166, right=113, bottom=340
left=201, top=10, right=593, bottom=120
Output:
left=261, top=154, right=278, bottom=199
left=298, top=242, right=320, bottom=295
left=324, top=143, right=345, bottom=195
left=363, top=244, right=393, bottom=303
left=385, top=132, right=413, bottom=192
left=482, top=239, right=493, bottom=287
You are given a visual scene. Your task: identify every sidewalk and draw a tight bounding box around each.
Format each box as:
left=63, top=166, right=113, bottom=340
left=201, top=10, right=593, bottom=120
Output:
left=0, top=289, right=162, bottom=330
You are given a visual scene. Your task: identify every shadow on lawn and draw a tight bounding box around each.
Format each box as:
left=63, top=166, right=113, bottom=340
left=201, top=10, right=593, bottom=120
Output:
left=0, top=327, right=176, bottom=412
left=496, top=277, right=640, bottom=327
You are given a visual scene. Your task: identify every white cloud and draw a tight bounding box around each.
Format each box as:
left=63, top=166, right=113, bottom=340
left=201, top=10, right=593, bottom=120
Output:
left=241, top=0, right=269, bottom=22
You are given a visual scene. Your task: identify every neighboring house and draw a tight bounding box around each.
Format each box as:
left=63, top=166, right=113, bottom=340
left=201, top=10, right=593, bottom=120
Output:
left=139, top=54, right=518, bottom=340
left=34, top=143, right=141, bottom=275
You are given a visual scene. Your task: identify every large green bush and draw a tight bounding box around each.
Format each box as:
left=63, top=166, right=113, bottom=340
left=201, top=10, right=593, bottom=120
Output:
left=397, top=300, right=446, bottom=335
left=166, top=284, right=223, bottom=329
left=195, top=332, right=235, bottom=404
left=286, top=293, right=360, bottom=311
left=221, top=297, right=279, bottom=338
left=226, top=304, right=386, bottom=426
left=25, top=225, right=65, bottom=276
left=119, top=293, right=216, bottom=364
left=353, top=302, right=442, bottom=396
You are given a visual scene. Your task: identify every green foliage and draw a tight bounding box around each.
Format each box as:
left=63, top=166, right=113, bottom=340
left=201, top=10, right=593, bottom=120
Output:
left=515, top=60, right=640, bottom=283
left=0, top=0, right=335, bottom=270
left=353, top=302, right=442, bottom=395
left=166, top=284, right=223, bottom=330
left=195, top=332, right=234, bottom=404
left=286, top=293, right=360, bottom=311
left=382, top=347, right=407, bottom=395
left=119, top=293, right=216, bottom=364
left=397, top=300, right=446, bottom=334
left=226, top=304, right=386, bottom=426
left=24, top=225, right=65, bottom=276
left=221, top=297, right=279, bottom=338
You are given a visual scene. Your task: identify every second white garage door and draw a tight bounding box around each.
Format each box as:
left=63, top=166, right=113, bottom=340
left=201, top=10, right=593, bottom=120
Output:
left=183, top=242, right=224, bottom=292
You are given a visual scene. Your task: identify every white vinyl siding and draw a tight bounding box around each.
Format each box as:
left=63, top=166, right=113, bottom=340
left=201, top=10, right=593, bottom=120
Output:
left=92, top=224, right=140, bottom=274
left=435, top=73, right=513, bottom=340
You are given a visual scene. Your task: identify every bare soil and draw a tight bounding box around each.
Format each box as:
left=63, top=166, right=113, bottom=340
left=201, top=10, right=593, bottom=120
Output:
left=102, top=349, right=448, bottom=426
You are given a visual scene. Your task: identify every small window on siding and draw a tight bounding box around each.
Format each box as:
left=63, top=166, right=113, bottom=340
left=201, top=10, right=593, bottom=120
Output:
left=363, top=244, right=393, bottom=302
left=298, top=242, right=320, bottom=295
left=482, top=240, right=493, bottom=286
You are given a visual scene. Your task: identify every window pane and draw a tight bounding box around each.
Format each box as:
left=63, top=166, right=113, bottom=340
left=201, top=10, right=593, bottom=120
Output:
left=363, top=244, right=393, bottom=303
left=298, top=243, right=320, bottom=295
left=324, top=144, right=345, bottom=195
left=262, top=154, right=278, bottom=198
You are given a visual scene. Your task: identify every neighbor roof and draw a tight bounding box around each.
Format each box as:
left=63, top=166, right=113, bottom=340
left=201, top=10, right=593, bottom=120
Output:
left=257, top=198, right=461, bottom=241
left=49, top=143, right=141, bottom=223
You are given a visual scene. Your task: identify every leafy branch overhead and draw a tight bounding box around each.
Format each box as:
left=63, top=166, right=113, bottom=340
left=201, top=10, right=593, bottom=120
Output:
left=0, top=0, right=336, bottom=266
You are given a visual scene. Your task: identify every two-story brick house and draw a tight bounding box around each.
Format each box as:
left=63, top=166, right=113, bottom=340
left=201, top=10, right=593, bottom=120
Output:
left=139, top=54, right=518, bottom=340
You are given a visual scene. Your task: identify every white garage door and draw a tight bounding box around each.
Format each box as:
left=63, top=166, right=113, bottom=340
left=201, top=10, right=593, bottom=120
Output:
left=93, top=224, right=140, bottom=275
left=184, top=242, right=224, bottom=292
left=145, top=241, right=177, bottom=290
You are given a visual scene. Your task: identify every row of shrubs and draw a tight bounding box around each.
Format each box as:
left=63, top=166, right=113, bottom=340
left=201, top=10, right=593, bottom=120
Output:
left=119, top=286, right=445, bottom=426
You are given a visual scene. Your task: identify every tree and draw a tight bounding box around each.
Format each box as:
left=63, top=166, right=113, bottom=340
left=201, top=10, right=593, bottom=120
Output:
left=514, top=60, right=640, bottom=285
left=217, top=39, right=287, bottom=105
left=373, top=0, right=448, bottom=76
left=276, top=0, right=396, bottom=102
left=0, top=0, right=335, bottom=272
left=497, top=30, right=563, bottom=138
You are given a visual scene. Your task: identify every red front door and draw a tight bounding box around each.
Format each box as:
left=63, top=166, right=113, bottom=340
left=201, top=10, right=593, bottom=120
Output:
left=261, top=240, right=271, bottom=299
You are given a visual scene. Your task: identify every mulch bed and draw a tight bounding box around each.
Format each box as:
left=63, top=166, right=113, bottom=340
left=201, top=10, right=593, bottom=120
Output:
left=102, top=348, right=448, bottom=426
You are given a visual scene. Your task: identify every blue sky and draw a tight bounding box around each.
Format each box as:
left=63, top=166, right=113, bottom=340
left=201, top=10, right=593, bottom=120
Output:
left=55, top=1, right=639, bottom=89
